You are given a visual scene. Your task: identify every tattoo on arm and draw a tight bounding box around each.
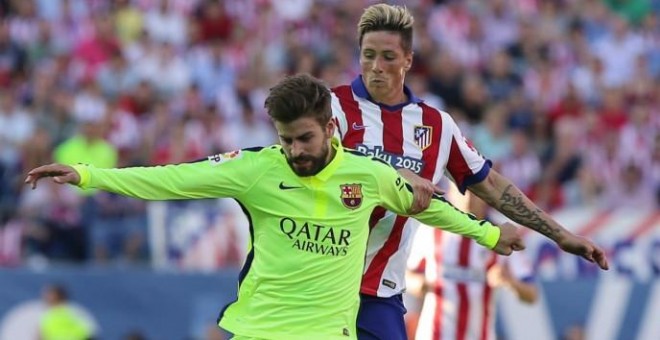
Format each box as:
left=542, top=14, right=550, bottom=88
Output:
left=498, top=185, right=560, bottom=239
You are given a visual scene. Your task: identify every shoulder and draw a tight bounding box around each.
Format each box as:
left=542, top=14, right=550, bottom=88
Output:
left=206, top=145, right=279, bottom=167
left=416, top=103, right=462, bottom=130
left=417, top=102, right=454, bottom=120
left=330, top=84, right=353, bottom=99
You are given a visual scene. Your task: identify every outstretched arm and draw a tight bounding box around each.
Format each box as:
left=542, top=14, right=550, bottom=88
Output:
left=468, top=169, right=609, bottom=270
left=376, top=164, right=525, bottom=255
left=25, top=153, right=255, bottom=200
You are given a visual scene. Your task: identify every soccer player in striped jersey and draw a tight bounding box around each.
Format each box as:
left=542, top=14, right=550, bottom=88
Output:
left=330, top=4, right=608, bottom=339
left=25, top=74, right=525, bottom=340
left=407, top=228, right=538, bottom=340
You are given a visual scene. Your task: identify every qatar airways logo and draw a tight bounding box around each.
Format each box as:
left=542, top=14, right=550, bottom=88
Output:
left=279, top=218, right=350, bottom=256
left=355, top=144, right=424, bottom=174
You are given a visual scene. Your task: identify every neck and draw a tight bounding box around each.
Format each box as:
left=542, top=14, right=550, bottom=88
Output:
left=371, top=89, right=408, bottom=106
left=368, top=81, right=408, bottom=106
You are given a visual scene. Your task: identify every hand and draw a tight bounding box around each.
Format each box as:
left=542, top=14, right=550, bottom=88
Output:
left=486, top=264, right=512, bottom=288
left=398, top=168, right=444, bottom=214
left=24, top=163, right=81, bottom=189
left=557, top=233, right=609, bottom=270
left=493, top=222, right=525, bottom=256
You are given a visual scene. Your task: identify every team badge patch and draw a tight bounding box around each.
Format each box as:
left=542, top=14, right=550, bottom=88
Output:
left=208, top=150, right=242, bottom=166
left=414, top=125, right=433, bottom=151
left=340, top=184, right=363, bottom=209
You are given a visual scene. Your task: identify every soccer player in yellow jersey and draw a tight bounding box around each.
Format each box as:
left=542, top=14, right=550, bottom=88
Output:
left=25, top=74, right=526, bottom=340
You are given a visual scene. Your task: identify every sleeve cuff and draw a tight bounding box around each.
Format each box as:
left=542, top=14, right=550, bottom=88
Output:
left=71, top=164, right=91, bottom=188
left=477, top=223, right=500, bottom=250
left=458, top=160, right=491, bottom=194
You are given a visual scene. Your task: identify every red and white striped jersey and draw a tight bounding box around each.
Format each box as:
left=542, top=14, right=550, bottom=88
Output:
left=331, top=76, right=491, bottom=297
left=409, top=226, right=534, bottom=340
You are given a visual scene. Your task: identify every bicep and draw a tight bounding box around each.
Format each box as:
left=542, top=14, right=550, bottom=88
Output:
left=445, top=121, right=490, bottom=192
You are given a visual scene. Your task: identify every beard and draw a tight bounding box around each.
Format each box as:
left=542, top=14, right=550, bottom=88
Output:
left=287, top=142, right=330, bottom=177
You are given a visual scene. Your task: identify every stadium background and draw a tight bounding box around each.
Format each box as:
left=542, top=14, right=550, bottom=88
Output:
left=0, top=0, right=658, bottom=339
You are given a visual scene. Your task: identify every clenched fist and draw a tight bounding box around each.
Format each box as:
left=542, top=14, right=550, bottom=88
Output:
left=492, top=222, right=525, bottom=256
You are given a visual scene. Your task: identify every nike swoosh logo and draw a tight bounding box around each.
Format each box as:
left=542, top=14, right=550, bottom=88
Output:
left=279, top=182, right=303, bottom=190
left=352, top=122, right=367, bottom=130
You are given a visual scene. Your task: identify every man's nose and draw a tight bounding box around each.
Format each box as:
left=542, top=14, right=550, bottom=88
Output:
left=290, top=141, right=303, bottom=158
left=371, top=57, right=383, bottom=73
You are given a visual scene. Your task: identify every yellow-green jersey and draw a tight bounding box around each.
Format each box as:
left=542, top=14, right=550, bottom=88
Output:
left=72, top=138, right=500, bottom=340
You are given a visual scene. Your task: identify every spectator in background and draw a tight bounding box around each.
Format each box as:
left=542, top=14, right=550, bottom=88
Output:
left=188, top=38, right=236, bottom=103
left=427, top=51, right=463, bottom=110
left=72, top=15, right=119, bottom=83
left=592, top=15, right=646, bottom=88
left=143, top=0, right=187, bottom=46
left=597, top=87, right=629, bottom=133
left=0, top=18, right=27, bottom=87
left=482, top=50, right=522, bottom=103
left=96, top=50, right=139, bottom=100
left=112, top=0, right=144, bottom=46
left=472, top=104, right=513, bottom=164
left=195, top=0, right=234, bottom=43
left=604, top=0, right=652, bottom=26
left=18, top=174, right=83, bottom=261
left=498, top=129, right=542, bottom=196
left=0, top=91, right=35, bottom=174
left=135, top=41, right=190, bottom=97
left=613, top=159, right=655, bottom=208
left=54, top=116, right=118, bottom=260
left=39, top=284, right=93, bottom=340
left=91, top=191, right=147, bottom=263
left=72, top=79, right=106, bottom=122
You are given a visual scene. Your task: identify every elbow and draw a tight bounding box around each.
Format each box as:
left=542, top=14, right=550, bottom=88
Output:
left=467, top=171, right=501, bottom=204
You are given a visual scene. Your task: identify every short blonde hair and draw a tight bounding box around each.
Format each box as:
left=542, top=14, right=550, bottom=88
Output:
left=357, top=4, right=414, bottom=53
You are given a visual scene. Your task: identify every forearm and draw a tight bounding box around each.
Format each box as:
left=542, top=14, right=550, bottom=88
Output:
left=508, top=280, right=538, bottom=304
left=468, top=170, right=567, bottom=243
left=405, top=271, right=427, bottom=298
left=411, top=195, right=500, bottom=249
left=74, top=163, right=221, bottom=200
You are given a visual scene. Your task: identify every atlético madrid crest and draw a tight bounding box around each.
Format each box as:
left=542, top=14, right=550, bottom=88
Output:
left=414, top=125, right=433, bottom=151
left=340, top=184, right=363, bottom=209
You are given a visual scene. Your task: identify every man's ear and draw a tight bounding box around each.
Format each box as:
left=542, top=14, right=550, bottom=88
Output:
left=405, top=51, right=414, bottom=71
left=326, top=118, right=336, bottom=137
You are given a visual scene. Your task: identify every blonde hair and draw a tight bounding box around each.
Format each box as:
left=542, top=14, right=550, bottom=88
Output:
left=357, top=4, right=414, bottom=53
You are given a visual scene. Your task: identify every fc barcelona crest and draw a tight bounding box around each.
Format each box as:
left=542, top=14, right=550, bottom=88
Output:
left=414, top=125, right=433, bottom=151
left=340, top=184, right=363, bottom=209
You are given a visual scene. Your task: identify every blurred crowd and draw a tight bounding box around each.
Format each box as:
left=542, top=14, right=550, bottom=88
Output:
left=0, top=0, right=658, bottom=266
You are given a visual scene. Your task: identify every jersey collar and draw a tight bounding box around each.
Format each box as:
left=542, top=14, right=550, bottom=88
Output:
left=351, top=75, right=422, bottom=111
